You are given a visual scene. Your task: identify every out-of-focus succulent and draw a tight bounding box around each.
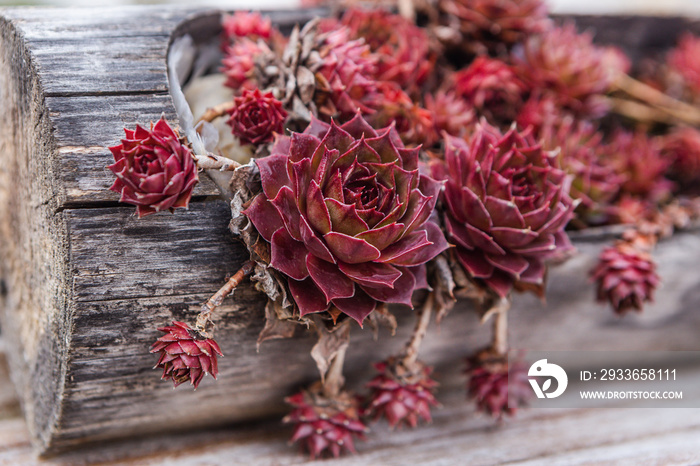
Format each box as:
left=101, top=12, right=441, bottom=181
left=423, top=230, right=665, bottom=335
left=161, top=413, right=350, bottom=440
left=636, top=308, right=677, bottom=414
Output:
left=604, top=130, right=673, bottom=203
left=370, top=82, right=436, bottom=147
left=108, top=117, right=198, bottom=218
left=453, top=56, right=526, bottom=123
left=227, top=88, right=288, bottom=146
left=244, top=114, right=448, bottom=324
left=340, top=8, right=435, bottom=95
left=591, top=241, right=659, bottom=314
left=221, top=11, right=272, bottom=43
left=430, top=122, right=575, bottom=297
left=434, top=0, right=551, bottom=55
left=514, top=24, right=623, bottom=118
left=667, top=33, right=700, bottom=96
left=150, top=321, right=223, bottom=389
left=366, top=359, right=439, bottom=429
left=660, top=126, right=700, bottom=186
left=221, top=39, right=263, bottom=92
left=540, top=117, right=623, bottom=224
left=425, top=90, right=475, bottom=140
left=465, top=348, right=531, bottom=418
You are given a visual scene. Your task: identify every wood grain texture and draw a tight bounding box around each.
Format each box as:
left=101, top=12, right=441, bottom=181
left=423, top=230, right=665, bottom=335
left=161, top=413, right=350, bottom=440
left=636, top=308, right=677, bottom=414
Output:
left=1, top=6, right=700, bottom=457
left=1, top=348, right=699, bottom=465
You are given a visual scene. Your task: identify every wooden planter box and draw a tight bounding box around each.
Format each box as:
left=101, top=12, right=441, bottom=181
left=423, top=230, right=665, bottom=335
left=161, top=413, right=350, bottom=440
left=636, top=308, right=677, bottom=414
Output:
left=1, top=6, right=700, bottom=455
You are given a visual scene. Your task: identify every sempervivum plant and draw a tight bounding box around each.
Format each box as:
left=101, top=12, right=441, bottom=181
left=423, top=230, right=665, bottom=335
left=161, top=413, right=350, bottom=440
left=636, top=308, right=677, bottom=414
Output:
left=539, top=117, right=623, bottom=225
left=244, top=114, right=448, bottom=324
left=425, top=90, right=475, bottom=139
left=660, top=126, right=700, bottom=187
left=430, top=122, right=575, bottom=298
left=465, top=348, right=531, bottom=418
left=108, top=117, right=199, bottom=218
left=366, top=358, right=439, bottom=429
left=514, top=24, right=622, bottom=118
left=604, top=130, right=673, bottom=203
left=150, top=321, right=223, bottom=389
left=227, top=88, right=288, bottom=146
left=221, top=11, right=272, bottom=44
left=221, top=39, right=263, bottom=92
left=433, top=0, right=551, bottom=55
left=284, top=385, right=368, bottom=459
left=339, top=8, right=435, bottom=96
left=667, top=33, right=700, bottom=97
left=591, top=240, right=659, bottom=315
left=453, top=56, right=526, bottom=124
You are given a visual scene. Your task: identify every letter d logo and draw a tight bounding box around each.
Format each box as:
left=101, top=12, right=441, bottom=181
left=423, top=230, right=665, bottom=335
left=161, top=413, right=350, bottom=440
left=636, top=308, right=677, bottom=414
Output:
left=528, top=359, right=568, bottom=399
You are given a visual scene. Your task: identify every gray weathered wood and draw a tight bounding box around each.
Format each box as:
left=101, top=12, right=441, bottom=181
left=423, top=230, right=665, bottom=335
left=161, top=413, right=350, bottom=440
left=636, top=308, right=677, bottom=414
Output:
left=1, top=346, right=700, bottom=465
left=1, top=6, right=700, bottom=457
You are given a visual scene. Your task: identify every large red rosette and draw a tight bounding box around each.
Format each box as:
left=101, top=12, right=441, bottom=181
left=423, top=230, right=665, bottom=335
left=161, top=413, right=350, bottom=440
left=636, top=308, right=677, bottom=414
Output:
left=430, top=123, right=575, bottom=297
left=244, top=114, right=448, bottom=324
left=108, top=117, right=198, bottom=218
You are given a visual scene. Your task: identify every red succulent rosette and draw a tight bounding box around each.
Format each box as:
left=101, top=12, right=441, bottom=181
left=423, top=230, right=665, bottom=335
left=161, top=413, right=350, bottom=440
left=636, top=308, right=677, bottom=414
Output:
left=284, top=387, right=368, bottom=459
left=591, top=242, right=659, bottom=314
left=243, top=114, right=448, bottom=324
left=425, top=90, right=475, bottom=140
left=453, top=56, right=526, bottom=122
left=430, top=123, right=575, bottom=297
left=221, top=11, right=272, bottom=43
left=465, top=349, right=531, bottom=418
left=366, top=359, right=439, bottom=429
left=108, top=117, right=198, bottom=218
left=439, top=0, right=550, bottom=53
left=227, top=88, right=288, bottom=146
left=604, top=130, right=673, bottom=203
left=317, top=28, right=380, bottom=120
left=514, top=24, right=620, bottom=118
left=221, top=39, right=262, bottom=92
left=668, top=33, right=700, bottom=95
left=340, top=8, right=434, bottom=94
left=150, top=321, right=223, bottom=389
left=660, top=126, right=700, bottom=186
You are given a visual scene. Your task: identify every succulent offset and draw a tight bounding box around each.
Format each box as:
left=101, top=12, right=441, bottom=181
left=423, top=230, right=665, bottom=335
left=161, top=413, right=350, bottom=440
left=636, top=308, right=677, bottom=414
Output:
left=465, top=349, right=531, bottom=418
left=514, top=24, right=622, bottom=118
left=244, top=114, right=448, bottom=324
left=366, top=359, right=439, bottom=429
left=108, top=117, right=199, bottom=218
left=284, top=387, right=368, bottom=459
left=434, top=0, right=550, bottom=55
left=150, top=321, right=223, bottom=389
left=453, top=56, right=526, bottom=123
left=591, top=242, right=660, bottom=314
left=227, top=88, right=288, bottom=146
left=430, top=123, right=575, bottom=297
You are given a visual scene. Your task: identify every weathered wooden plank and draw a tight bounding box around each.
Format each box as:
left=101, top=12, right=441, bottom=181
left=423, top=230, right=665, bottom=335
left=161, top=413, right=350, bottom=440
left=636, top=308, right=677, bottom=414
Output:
left=68, top=201, right=243, bottom=301
left=2, top=341, right=700, bottom=465
left=31, top=35, right=171, bottom=96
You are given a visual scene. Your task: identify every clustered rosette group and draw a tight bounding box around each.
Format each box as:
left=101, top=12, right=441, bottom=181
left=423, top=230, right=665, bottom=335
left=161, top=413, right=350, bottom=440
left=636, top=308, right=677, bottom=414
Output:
left=104, top=1, right=700, bottom=460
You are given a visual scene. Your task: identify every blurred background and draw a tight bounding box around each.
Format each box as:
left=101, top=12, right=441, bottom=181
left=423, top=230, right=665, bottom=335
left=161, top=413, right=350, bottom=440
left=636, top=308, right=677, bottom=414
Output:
left=0, top=0, right=699, bottom=16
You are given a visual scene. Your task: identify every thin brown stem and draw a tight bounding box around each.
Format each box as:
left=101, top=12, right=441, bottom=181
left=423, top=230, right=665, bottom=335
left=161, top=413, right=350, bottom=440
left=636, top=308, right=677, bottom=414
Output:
left=491, top=297, right=510, bottom=357
left=322, top=333, right=349, bottom=399
left=194, top=153, right=242, bottom=171
left=197, top=261, right=255, bottom=332
left=607, top=97, right=678, bottom=126
left=198, top=101, right=236, bottom=125
left=612, top=75, right=700, bottom=126
left=401, top=293, right=434, bottom=369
